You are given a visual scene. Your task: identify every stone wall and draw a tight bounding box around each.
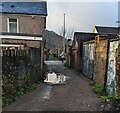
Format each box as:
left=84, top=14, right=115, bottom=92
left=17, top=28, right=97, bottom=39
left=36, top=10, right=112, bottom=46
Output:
left=2, top=45, right=42, bottom=105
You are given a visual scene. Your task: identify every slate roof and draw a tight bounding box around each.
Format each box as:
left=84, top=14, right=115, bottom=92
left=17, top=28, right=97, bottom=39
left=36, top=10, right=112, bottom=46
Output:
left=74, top=32, right=98, bottom=42
left=74, top=32, right=118, bottom=42
left=0, top=2, right=47, bottom=15
left=95, top=26, right=118, bottom=34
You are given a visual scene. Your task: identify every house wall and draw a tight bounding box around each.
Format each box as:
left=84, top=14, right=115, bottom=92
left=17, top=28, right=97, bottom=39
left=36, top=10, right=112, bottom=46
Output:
left=82, top=42, right=95, bottom=79
left=93, top=28, right=98, bottom=33
left=107, top=39, right=120, bottom=96
left=1, top=13, right=46, bottom=35
left=94, top=36, right=108, bottom=86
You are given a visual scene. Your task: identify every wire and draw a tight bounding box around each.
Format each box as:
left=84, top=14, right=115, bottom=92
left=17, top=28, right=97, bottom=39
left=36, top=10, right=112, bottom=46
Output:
left=66, top=13, right=94, bottom=29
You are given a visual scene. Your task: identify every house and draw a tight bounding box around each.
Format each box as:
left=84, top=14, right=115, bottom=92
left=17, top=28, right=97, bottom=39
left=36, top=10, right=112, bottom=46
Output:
left=93, top=26, right=118, bottom=34
left=0, top=2, right=47, bottom=34
left=71, top=32, right=98, bottom=73
left=0, top=1, right=47, bottom=72
left=1, top=2, right=47, bottom=103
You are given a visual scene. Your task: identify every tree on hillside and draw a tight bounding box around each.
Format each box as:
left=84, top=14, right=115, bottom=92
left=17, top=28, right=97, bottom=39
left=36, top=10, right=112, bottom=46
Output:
left=59, top=26, right=74, bottom=54
left=59, top=26, right=74, bottom=40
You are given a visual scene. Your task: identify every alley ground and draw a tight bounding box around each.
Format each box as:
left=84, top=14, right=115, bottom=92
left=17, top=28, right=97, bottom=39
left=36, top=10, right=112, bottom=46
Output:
left=3, top=61, right=102, bottom=111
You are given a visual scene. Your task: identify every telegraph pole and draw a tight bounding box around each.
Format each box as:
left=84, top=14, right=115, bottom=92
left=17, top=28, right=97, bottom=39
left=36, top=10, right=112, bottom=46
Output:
left=63, top=13, right=65, bottom=53
left=116, top=21, right=120, bottom=34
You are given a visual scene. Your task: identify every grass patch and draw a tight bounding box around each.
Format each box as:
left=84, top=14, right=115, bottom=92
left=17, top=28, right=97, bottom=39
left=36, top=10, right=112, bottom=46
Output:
left=92, top=84, right=106, bottom=95
left=2, top=82, right=39, bottom=107
left=64, top=62, right=70, bottom=68
left=92, top=83, right=117, bottom=102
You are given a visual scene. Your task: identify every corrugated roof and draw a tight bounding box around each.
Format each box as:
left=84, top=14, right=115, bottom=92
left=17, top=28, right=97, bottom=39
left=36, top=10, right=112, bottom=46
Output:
left=95, top=26, right=118, bottom=34
left=74, top=32, right=118, bottom=42
left=0, top=2, right=47, bottom=15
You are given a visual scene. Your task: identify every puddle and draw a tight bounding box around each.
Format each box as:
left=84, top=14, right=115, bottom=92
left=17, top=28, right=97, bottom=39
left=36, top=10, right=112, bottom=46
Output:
left=41, top=85, right=52, bottom=99
left=44, top=72, right=70, bottom=85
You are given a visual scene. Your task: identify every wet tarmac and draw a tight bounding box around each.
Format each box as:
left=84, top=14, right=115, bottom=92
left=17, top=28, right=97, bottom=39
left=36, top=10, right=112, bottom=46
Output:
left=3, top=60, right=100, bottom=111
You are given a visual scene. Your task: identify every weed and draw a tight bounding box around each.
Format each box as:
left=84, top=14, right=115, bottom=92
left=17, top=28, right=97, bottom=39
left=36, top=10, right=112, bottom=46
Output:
left=92, top=83, right=117, bottom=102
left=64, top=62, right=70, bottom=68
left=92, top=84, right=106, bottom=95
left=100, top=95, right=116, bottom=102
left=30, top=83, right=38, bottom=90
left=2, top=82, right=39, bottom=107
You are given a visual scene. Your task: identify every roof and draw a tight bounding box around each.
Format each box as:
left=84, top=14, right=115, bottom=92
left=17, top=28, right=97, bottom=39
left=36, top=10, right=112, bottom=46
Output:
left=74, top=32, right=98, bottom=42
left=94, top=26, right=118, bottom=34
left=0, top=2, right=47, bottom=15
left=74, top=32, right=118, bottom=43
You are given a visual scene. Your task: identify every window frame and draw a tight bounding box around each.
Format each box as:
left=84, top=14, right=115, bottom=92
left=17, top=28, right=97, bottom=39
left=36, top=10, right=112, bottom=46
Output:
left=7, top=18, right=19, bottom=33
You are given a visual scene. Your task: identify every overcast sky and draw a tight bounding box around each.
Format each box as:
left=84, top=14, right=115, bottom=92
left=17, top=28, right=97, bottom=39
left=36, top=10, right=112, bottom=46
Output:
left=46, top=1, right=119, bottom=35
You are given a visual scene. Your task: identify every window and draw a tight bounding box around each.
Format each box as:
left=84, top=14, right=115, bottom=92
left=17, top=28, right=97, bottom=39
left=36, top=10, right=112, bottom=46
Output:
left=8, top=18, right=18, bottom=33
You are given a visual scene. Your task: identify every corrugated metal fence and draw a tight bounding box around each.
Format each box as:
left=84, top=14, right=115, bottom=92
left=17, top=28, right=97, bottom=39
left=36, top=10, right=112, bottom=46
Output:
left=82, top=42, right=95, bottom=79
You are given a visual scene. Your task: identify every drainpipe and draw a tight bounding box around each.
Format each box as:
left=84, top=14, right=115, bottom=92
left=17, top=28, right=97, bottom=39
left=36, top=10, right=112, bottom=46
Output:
left=40, top=30, right=45, bottom=77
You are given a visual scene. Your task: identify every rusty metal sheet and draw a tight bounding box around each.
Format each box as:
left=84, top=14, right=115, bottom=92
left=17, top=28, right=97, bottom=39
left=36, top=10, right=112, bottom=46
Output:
left=107, top=40, right=120, bottom=96
left=82, top=43, right=94, bottom=79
